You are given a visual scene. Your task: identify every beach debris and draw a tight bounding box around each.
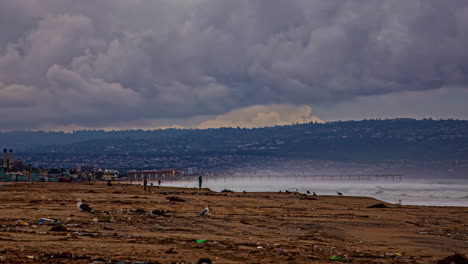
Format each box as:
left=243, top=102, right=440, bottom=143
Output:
left=221, top=189, right=233, bottom=193
left=149, top=209, right=170, bottom=217
left=243, top=190, right=246, bottom=194
left=198, top=258, right=212, bottom=264
left=436, top=253, right=468, bottom=264
left=164, top=248, right=177, bottom=254
left=368, top=203, right=389, bottom=208
left=49, top=225, right=68, bottom=232
left=16, top=220, right=29, bottom=226
left=167, top=196, right=186, bottom=202
left=195, top=239, right=207, bottom=244
left=129, top=208, right=146, bottom=215
left=38, top=218, right=59, bottom=225
left=337, top=192, right=343, bottom=196
left=76, top=199, right=94, bottom=213
left=197, top=205, right=209, bottom=217
left=240, top=219, right=250, bottom=225
left=329, top=255, right=346, bottom=261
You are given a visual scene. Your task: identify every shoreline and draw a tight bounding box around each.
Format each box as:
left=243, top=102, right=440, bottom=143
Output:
left=0, top=182, right=467, bottom=263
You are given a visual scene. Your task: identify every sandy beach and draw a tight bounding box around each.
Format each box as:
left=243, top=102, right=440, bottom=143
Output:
left=0, top=182, right=466, bottom=263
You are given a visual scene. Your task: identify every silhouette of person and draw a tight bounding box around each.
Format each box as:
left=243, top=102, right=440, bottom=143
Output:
left=198, top=175, right=203, bottom=189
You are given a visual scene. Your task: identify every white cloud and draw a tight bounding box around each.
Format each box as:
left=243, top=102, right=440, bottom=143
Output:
left=0, top=1, right=468, bottom=130
left=197, top=104, right=322, bottom=128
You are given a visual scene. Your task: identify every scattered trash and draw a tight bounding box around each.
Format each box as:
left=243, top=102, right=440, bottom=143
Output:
left=38, top=218, right=57, bottom=224
left=278, top=249, right=284, bottom=252
left=165, top=248, right=177, bottom=254
left=436, top=253, right=468, bottom=264
left=132, top=209, right=146, bottom=214
left=225, top=238, right=232, bottom=240
left=196, top=239, right=207, bottom=244
left=50, top=225, right=68, bottom=232
left=240, top=219, right=249, bottom=225
left=167, top=196, right=186, bottom=202
left=329, top=256, right=346, bottom=261
left=256, top=246, right=264, bottom=249
left=26, top=256, right=35, bottom=259
left=198, top=258, right=212, bottom=264
left=368, top=203, right=389, bottom=208
left=92, top=218, right=99, bottom=223
left=16, top=220, right=28, bottom=226
left=150, top=209, right=170, bottom=216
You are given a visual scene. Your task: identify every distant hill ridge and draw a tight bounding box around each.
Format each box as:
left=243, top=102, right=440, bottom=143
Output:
left=2, top=118, right=467, bottom=161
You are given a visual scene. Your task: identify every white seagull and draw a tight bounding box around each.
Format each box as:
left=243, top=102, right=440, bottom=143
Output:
left=197, top=205, right=209, bottom=217
left=76, top=199, right=94, bottom=213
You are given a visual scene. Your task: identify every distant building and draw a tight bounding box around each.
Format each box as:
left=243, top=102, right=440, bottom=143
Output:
left=77, top=164, right=99, bottom=173
left=187, top=167, right=198, bottom=175
left=127, top=170, right=179, bottom=180
left=102, top=169, right=119, bottom=180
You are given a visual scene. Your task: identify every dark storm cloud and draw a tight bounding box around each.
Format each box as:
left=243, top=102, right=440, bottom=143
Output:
left=0, top=0, right=467, bottom=130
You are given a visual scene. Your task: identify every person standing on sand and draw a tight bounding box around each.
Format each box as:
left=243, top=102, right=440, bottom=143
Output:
left=158, top=179, right=161, bottom=186
left=143, top=176, right=148, bottom=192
left=198, top=175, right=203, bottom=189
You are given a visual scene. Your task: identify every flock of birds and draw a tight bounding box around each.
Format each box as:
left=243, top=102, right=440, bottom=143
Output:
left=76, top=190, right=343, bottom=215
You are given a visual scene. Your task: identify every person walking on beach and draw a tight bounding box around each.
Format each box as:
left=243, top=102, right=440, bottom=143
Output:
left=198, top=175, right=203, bottom=189
left=158, top=179, right=161, bottom=186
left=143, top=176, right=148, bottom=192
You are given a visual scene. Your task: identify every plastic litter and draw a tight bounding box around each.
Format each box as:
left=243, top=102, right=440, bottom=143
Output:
left=329, top=255, right=346, bottom=261
left=38, top=218, right=56, bottom=224
left=195, top=239, right=207, bottom=244
left=16, top=220, right=28, bottom=226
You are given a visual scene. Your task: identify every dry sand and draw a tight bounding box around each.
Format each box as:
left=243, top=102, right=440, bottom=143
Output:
left=0, top=182, right=467, bottom=263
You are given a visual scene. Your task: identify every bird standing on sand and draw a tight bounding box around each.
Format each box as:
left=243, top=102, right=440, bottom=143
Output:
left=197, top=205, right=209, bottom=217
left=337, top=192, right=343, bottom=196
left=76, top=199, right=94, bottom=212
left=313, top=192, right=317, bottom=196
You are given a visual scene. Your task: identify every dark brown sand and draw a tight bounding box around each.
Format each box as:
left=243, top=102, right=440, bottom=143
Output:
left=0, top=182, right=466, bottom=263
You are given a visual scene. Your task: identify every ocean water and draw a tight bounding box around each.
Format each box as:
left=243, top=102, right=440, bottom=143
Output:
left=148, top=176, right=468, bottom=207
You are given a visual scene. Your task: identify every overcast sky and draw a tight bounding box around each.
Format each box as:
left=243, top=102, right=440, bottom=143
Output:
left=1, top=0, right=467, bottom=131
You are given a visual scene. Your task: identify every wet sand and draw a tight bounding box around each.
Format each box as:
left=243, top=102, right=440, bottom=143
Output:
left=0, top=182, right=466, bottom=263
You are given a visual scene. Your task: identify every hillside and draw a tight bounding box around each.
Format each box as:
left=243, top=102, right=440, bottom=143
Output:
left=2, top=119, right=467, bottom=169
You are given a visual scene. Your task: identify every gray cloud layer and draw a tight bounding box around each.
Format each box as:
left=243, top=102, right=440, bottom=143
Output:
left=1, top=0, right=467, bottom=130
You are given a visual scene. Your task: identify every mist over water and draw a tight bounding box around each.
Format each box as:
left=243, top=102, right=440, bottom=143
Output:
left=153, top=176, right=468, bottom=207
